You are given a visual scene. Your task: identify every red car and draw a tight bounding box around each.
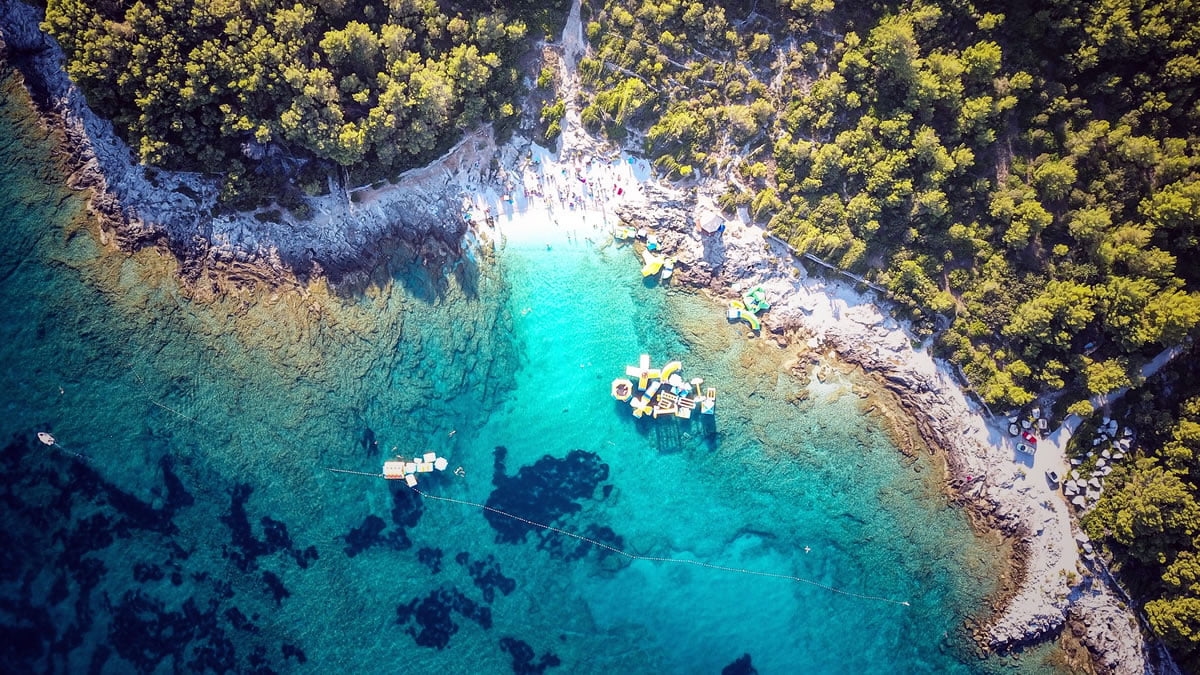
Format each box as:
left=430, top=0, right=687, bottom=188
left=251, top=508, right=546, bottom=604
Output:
left=1021, top=431, right=1038, bottom=444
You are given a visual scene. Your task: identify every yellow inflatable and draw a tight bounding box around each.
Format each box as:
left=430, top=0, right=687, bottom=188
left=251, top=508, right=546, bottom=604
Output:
left=660, top=360, right=682, bottom=381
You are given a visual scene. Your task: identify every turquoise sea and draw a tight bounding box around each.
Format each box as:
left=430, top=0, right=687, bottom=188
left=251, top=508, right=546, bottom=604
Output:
left=0, top=69, right=1065, bottom=673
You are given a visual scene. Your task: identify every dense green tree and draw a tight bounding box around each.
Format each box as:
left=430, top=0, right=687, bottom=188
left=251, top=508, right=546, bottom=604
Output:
left=1086, top=459, right=1200, bottom=564
left=44, top=0, right=556, bottom=204
left=1146, top=596, right=1200, bottom=652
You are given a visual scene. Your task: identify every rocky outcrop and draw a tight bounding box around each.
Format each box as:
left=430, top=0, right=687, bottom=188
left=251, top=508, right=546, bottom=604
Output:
left=0, top=0, right=480, bottom=287
left=1, top=0, right=208, bottom=252
left=1068, top=583, right=1156, bottom=674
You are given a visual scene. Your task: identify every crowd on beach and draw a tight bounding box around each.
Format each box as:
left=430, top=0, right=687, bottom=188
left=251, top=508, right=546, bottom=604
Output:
left=463, top=146, right=652, bottom=245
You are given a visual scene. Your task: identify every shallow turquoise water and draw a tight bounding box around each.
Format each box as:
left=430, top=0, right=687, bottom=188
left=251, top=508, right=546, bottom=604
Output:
left=0, top=71, right=1063, bottom=673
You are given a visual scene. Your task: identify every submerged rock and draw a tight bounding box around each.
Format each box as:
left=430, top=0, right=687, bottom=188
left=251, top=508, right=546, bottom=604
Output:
left=395, top=587, right=493, bottom=650
left=484, top=446, right=610, bottom=544
left=721, top=653, right=757, bottom=675
left=498, top=636, right=561, bottom=674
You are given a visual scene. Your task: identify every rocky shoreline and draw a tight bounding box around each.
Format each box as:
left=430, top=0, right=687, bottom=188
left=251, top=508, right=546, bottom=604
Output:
left=609, top=179, right=1176, bottom=672
left=0, top=0, right=1175, bottom=670
left=0, top=0, right=482, bottom=289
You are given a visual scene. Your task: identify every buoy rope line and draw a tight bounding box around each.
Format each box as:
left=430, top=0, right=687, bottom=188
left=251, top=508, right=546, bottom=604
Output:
left=324, top=468, right=386, bottom=479
left=392, top=480, right=909, bottom=608
left=44, top=366, right=913, bottom=608
left=131, top=372, right=201, bottom=424
left=57, top=365, right=914, bottom=609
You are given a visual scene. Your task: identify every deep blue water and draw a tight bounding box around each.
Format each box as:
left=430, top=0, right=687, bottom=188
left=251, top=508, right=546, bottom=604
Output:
left=0, top=69, right=1065, bottom=673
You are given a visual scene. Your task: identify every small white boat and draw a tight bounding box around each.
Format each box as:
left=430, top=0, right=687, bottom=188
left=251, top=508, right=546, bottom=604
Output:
left=37, top=432, right=55, bottom=446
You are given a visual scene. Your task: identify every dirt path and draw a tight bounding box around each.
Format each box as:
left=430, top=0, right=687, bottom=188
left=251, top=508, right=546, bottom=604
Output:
left=556, top=0, right=586, bottom=154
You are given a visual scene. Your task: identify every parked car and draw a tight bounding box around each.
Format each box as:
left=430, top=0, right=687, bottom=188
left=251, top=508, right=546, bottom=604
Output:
left=1017, top=442, right=1035, bottom=455
left=1021, top=431, right=1038, bottom=444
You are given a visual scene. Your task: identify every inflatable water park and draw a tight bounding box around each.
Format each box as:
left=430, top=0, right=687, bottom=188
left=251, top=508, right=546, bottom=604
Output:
left=612, top=354, right=716, bottom=419
left=614, top=224, right=675, bottom=280
left=382, top=451, right=450, bottom=487
left=727, top=285, right=770, bottom=331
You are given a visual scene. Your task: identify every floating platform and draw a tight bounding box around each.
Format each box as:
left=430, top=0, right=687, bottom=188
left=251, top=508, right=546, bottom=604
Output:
left=383, top=451, right=451, bottom=485
left=615, top=355, right=714, bottom=421
left=383, top=461, right=407, bottom=479
left=611, top=378, right=633, bottom=401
